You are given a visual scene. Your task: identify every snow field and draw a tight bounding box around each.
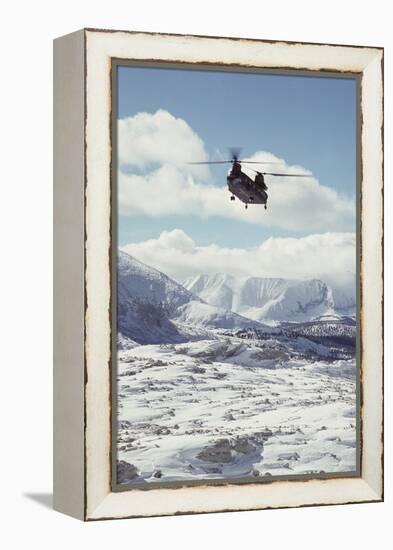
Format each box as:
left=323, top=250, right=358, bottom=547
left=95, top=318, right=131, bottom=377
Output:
left=116, top=337, right=356, bottom=484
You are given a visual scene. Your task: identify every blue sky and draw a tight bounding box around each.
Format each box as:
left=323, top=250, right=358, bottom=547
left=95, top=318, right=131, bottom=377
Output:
left=117, top=65, right=357, bottom=249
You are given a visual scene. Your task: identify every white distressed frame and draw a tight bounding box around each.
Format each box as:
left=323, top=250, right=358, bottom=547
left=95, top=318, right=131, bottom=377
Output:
left=55, top=29, right=384, bottom=521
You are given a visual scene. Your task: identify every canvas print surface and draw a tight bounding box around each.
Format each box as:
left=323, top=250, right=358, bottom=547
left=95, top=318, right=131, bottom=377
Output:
left=114, top=65, right=358, bottom=487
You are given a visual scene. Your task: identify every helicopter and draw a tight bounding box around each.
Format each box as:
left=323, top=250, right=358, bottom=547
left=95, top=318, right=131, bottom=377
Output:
left=189, top=148, right=313, bottom=210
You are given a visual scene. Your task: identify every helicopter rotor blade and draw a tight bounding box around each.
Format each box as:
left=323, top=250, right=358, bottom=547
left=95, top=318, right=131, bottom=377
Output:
left=263, top=172, right=314, bottom=177
left=187, top=160, right=233, bottom=165
left=243, top=166, right=314, bottom=177
left=241, top=161, right=281, bottom=165
left=188, top=160, right=280, bottom=165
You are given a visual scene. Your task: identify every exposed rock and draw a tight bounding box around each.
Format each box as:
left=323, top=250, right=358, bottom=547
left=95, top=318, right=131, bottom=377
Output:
left=153, top=425, right=172, bottom=435
left=197, top=439, right=233, bottom=463
left=190, top=366, right=206, bottom=374
left=232, top=437, right=256, bottom=454
left=117, top=460, right=139, bottom=483
left=278, top=452, right=300, bottom=461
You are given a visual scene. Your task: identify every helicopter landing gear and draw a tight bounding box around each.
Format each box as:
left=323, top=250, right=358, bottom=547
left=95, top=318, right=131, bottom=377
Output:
left=230, top=195, right=235, bottom=201
left=245, top=203, right=248, bottom=210
left=264, top=204, right=267, bottom=210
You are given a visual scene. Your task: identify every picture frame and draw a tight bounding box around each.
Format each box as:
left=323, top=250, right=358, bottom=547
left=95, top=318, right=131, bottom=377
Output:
left=53, top=28, right=383, bottom=521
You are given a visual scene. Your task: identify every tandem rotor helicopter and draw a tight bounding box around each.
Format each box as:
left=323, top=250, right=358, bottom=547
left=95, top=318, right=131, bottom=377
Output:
left=189, top=148, right=312, bottom=210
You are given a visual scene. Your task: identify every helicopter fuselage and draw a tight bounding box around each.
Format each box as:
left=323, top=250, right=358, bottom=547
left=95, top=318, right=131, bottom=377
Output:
left=227, top=168, right=268, bottom=207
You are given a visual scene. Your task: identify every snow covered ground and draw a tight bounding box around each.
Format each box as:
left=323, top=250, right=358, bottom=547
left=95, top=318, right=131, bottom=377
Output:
left=115, top=251, right=357, bottom=485
left=116, top=335, right=357, bottom=485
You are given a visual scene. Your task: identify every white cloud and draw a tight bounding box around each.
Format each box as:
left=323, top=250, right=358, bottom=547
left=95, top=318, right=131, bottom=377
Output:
left=118, top=109, right=209, bottom=179
left=122, top=229, right=356, bottom=283
left=118, top=110, right=355, bottom=232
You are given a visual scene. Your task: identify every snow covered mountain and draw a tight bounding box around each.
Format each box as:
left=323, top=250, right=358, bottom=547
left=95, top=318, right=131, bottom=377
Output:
left=175, top=300, right=265, bottom=330
left=118, top=251, right=269, bottom=344
left=183, top=273, right=355, bottom=323
left=323, top=274, right=356, bottom=317
left=119, top=250, right=193, bottom=314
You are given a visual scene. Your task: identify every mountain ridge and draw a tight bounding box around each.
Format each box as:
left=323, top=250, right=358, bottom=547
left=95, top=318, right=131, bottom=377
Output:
left=118, top=251, right=272, bottom=345
left=183, top=272, right=355, bottom=322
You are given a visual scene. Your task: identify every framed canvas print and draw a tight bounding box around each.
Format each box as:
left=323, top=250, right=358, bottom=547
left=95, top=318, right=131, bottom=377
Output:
left=53, top=29, right=384, bottom=520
